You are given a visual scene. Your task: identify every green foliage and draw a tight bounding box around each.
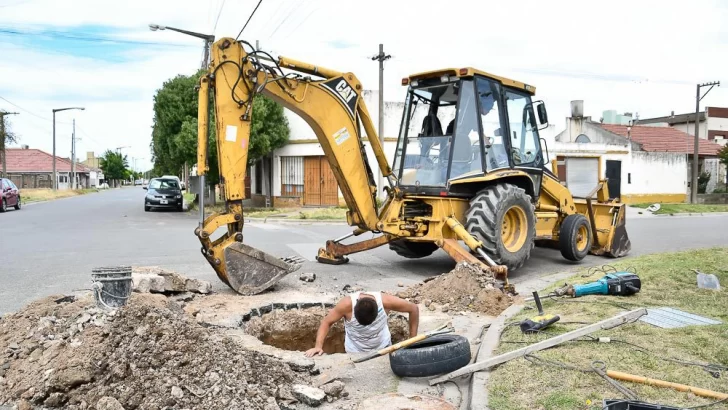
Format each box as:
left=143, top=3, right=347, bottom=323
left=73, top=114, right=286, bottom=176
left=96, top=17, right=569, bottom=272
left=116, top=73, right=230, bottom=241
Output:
left=248, top=95, right=290, bottom=165
left=1, top=117, right=17, bottom=145
left=697, top=171, right=711, bottom=194
left=150, top=71, right=290, bottom=188
left=718, top=145, right=728, bottom=167
left=99, top=150, right=129, bottom=181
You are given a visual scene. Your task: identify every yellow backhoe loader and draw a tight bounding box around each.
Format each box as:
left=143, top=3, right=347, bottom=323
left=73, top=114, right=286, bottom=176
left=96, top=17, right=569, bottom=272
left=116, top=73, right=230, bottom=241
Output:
left=194, top=38, right=631, bottom=295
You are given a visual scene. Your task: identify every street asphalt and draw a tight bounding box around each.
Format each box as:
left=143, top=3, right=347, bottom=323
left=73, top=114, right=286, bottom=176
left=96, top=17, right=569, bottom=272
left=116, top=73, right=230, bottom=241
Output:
left=2, top=187, right=727, bottom=314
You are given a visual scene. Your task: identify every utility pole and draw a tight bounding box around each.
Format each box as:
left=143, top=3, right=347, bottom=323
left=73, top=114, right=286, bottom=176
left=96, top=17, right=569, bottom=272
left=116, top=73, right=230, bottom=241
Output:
left=371, top=44, right=391, bottom=202
left=691, top=81, right=720, bottom=203
left=71, top=119, right=76, bottom=189
left=0, top=111, right=19, bottom=178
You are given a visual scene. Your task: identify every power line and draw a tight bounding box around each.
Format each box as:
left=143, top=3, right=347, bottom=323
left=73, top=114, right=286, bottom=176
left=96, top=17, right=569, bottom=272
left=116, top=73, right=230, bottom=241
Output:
left=0, top=27, right=198, bottom=48
left=212, top=0, right=227, bottom=34
left=0, top=96, right=71, bottom=125
left=268, top=0, right=306, bottom=41
left=235, top=0, right=263, bottom=41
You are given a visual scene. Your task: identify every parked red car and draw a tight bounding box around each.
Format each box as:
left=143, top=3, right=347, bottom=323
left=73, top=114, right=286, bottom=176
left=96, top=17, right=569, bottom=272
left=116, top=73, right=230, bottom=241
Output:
left=0, top=178, right=21, bottom=212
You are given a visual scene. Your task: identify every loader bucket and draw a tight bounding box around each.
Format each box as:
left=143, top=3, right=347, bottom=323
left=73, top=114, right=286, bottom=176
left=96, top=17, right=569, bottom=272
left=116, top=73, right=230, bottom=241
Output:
left=222, top=243, right=303, bottom=295
left=606, top=207, right=631, bottom=258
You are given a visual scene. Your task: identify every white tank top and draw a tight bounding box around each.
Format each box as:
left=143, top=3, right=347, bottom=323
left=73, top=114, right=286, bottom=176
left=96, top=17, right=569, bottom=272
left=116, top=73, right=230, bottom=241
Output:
left=344, top=292, right=392, bottom=353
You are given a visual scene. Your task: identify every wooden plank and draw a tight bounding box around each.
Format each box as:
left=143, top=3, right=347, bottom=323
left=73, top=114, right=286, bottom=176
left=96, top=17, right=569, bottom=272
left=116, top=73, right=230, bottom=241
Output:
left=429, top=308, right=647, bottom=385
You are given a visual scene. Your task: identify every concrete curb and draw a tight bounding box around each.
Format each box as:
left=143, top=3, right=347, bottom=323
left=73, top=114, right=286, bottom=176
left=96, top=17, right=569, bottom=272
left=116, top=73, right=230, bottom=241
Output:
left=22, top=190, right=105, bottom=207
left=245, top=217, right=347, bottom=225
left=468, top=304, right=524, bottom=410
left=651, top=211, right=728, bottom=217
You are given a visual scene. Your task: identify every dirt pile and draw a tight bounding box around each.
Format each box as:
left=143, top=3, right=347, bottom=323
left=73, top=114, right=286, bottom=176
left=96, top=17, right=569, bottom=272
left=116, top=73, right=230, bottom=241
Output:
left=397, top=262, right=518, bottom=316
left=0, top=293, right=312, bottom=409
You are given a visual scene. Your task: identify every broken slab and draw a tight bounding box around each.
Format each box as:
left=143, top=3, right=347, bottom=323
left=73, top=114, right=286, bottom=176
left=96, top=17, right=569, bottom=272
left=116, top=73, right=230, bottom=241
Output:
left=132, top=267, right=211, bottom=294
left=291, top=384, right=325, bottom=407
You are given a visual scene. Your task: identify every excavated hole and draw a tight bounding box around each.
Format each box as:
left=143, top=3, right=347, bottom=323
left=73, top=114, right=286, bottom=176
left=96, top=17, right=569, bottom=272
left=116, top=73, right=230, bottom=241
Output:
left=243, top=307, right=409, bottom=354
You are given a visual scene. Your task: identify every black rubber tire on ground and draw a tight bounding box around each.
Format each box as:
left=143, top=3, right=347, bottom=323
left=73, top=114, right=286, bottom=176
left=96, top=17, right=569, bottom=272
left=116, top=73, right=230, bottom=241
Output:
left=144, top=204, right=151, bottom=212
left=465, top=183, right=536, bottom=271
left=389, top=335, right=471, bottom=378
left=0, top=198, right=6, bottom=213
left=559, top=214, right=592, bottom=261
left=388, top=240, right=439, bottom=259
left=14, top=197, right=21, bottom=210
left=177, top=204, right=184, bottom=212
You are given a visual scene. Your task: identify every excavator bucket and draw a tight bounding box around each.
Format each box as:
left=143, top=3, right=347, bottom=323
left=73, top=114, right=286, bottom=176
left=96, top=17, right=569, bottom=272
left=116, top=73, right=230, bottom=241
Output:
left=605, top=205, right=631, bottom=258
left=222, top=243, right=304, bottom=295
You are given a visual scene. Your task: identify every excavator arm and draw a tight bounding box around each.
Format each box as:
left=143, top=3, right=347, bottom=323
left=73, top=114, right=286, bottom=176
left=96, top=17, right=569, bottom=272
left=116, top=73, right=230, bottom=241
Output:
left=195, top=38, right=393, bottom=294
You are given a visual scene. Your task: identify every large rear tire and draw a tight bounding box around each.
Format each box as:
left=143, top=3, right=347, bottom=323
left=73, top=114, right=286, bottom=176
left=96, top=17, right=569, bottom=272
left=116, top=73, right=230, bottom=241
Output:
left=389, top=240, right=439, bottom=259
left=465, top=183, right=536, bottom=271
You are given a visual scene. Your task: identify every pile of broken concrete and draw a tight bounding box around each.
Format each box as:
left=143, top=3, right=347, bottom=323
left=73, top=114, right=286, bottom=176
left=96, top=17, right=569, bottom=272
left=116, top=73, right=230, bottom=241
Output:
left=0, top=291, right=350, bottom=409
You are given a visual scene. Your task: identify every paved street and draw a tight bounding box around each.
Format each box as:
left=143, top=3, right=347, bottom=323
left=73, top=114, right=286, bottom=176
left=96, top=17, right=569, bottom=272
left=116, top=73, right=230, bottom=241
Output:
left=2, top=187, right=727, bottom=314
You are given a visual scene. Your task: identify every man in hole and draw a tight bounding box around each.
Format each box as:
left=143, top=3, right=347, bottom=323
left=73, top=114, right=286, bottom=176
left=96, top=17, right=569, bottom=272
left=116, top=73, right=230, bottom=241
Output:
left=305, top=291, right=419, bottom=356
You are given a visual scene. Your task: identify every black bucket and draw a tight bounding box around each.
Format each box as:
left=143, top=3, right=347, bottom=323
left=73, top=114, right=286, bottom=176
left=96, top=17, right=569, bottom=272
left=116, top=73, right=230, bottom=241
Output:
left=91, top=266, right=133, bottom=309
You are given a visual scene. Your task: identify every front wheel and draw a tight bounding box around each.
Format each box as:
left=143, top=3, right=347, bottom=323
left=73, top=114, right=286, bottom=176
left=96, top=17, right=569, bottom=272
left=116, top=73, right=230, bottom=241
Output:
left=465, top=183, right=536, bottom=271
left=14, top=197, right=21, bottom=210
left=559, top=214, right=592, bottom=261
left=0, top=198, right=6, bottom=213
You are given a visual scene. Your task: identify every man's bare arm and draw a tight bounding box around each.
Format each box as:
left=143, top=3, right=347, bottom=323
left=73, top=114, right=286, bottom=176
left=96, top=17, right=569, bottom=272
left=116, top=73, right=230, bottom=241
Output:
left=305, top=298, right=350, bottom=357
left=382, top=293, right=419, bottom=337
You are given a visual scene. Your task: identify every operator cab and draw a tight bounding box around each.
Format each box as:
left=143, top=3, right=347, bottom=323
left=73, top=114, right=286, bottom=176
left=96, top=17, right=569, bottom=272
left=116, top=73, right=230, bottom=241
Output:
left=392, top=68, right=548, bottom=196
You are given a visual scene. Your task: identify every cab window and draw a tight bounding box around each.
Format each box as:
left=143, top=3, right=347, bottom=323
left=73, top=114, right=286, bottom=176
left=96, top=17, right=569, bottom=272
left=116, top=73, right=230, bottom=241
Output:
left=504, top=89, right=542, bottom=167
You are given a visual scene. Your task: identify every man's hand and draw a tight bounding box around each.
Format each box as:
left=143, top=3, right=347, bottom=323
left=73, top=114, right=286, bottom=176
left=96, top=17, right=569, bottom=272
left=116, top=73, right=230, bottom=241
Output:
left=305, top=347, right=324, bottom=357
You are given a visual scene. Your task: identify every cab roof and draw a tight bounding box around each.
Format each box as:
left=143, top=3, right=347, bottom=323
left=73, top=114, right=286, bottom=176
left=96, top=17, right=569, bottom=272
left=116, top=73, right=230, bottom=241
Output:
left=406, top=67, right=536, bottom=95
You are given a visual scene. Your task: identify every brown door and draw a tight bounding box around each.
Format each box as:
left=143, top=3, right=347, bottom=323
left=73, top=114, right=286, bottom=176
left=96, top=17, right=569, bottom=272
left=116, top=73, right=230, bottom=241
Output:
left=304, top=156, right=338, bottom=206
left=320, top=160, right=339, bottom=206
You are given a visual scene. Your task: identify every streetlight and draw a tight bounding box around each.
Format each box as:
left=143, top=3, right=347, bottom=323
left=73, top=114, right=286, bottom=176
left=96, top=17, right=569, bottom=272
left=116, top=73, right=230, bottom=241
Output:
left=148, top=23, right=215, bottom=69
left=691, top=81, right=720, bottom=203
left=52, top=107, right=84, bottom=190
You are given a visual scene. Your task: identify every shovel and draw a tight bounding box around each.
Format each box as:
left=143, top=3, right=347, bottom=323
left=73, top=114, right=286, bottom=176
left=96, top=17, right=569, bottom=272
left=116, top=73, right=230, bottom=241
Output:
left=352, top=323, right=454, bottom=364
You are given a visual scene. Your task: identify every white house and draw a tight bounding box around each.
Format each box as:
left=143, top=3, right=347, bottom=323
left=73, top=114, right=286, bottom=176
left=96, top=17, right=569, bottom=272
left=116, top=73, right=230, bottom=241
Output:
left=550, top=101, right=724, bottom=203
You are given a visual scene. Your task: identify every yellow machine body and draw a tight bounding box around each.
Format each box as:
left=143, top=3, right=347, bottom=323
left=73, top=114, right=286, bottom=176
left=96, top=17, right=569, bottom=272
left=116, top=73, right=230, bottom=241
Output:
left=194, top=38, right=630, bottom=295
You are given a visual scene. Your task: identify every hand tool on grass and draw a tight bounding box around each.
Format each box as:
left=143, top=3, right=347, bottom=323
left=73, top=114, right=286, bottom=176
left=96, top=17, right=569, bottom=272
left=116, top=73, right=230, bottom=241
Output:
left=520, top=291, right=560, bottom=333
left=565, top=271, right=641, bottom=297
left=591, top=360, right=639, bottom=400
left=352, top=323, right=453, bottom=363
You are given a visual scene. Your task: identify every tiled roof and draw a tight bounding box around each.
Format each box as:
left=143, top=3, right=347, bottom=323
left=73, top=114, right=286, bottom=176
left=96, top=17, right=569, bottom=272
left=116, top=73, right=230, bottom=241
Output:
left=599, top=124, right=721, bottom=156
left=0, top=148, right=91, bottom=173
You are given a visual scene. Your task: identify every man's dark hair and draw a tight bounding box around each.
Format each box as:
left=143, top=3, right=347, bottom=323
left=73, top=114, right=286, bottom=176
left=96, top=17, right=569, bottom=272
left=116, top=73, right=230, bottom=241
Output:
left=354, top=298, right=378, bottom=326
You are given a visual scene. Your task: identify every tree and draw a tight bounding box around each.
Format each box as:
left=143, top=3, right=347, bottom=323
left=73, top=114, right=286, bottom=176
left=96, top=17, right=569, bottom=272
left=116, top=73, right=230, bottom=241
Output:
left=99, top=150, right=129, bottom=186
left=719, top=145, right=728, bottom=168
left=248, top=96, right=290, bottom=165
left=1, top=116, right=17, bottom=177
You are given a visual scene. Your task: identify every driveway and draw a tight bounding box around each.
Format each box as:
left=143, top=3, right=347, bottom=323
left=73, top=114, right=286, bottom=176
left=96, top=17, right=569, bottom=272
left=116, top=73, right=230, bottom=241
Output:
left=1, top=187, right=727, bottom=314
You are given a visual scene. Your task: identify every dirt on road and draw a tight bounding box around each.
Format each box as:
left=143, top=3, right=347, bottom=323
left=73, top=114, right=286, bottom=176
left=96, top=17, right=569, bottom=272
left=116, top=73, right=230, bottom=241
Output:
left=0, top=293, right=311, bottom=410
left=397, top=262, right=519, bottom=316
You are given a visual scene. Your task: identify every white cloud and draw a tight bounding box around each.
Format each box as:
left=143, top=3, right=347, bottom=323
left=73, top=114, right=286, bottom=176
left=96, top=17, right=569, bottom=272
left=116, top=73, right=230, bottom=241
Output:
left=1, top=0, right=728, bottom=172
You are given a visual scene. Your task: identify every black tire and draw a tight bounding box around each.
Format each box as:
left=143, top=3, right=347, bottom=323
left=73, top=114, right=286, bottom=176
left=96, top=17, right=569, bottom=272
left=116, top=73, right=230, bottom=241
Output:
left=144, top=204, right=151, bottom=212
left=559, top=214, right=592, bottom=261
left=465, top=184, right=536, bottom=271
left=177, top=204, right=184, bottom=212
left=389, top=240, right=439, bottom=259
left=0, top=198, right=6, bottom=213
left=14, top=197, right=21, bottom=210
left=389, top=335, right=471, bottom=378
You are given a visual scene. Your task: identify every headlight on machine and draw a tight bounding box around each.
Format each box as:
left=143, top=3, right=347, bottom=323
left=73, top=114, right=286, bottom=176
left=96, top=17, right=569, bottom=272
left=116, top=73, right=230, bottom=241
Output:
left=176, top=195, right=182, bottom=199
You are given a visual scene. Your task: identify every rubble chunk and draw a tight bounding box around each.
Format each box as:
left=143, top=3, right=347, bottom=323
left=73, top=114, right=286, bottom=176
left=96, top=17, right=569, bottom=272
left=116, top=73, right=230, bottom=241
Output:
left=321, top=380, right=345, bottom=397
left=291, top=384, right=325, bottom=406
left=96, top=396, right=125, bottom=410
left=299, top=273, right=316, bottom=283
